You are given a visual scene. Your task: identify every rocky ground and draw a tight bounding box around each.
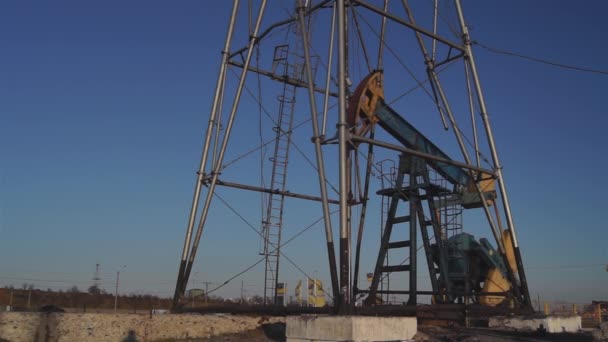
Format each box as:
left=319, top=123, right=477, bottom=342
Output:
left=0, top=312, right=283, bottom=341
left=1, top=311, right=605, bottom=341
left=154, top=324, right=603, bottom=342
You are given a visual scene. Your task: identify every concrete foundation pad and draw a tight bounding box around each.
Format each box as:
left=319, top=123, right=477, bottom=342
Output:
left=286, top=315, right=417, bottom=342
left=488, top=315, right=582, bottom=333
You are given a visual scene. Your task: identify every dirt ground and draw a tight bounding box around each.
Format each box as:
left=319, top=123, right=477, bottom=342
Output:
left=1, top=312, right=602, bottom=341
left=158, top=323, right=599, bottom=342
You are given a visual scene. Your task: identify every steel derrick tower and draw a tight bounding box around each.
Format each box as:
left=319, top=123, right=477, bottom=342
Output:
left=172, top=0, right=532, bottom=314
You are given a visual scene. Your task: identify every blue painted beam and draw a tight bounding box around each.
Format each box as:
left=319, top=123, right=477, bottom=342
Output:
left=374, top=100, right=471, bottom=186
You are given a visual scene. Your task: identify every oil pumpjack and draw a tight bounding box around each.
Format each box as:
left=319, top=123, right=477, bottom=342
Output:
left=348, top=71, right=524, bottom=308
left=172, top=0, right=533, bottom=314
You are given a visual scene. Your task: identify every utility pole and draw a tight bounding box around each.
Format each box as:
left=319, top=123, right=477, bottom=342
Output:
left=92, top=263, right=101, bottom=292
left=114, top=265, right=126, bottom=312
left=114, top=271, right=120, bottom=311
left=241, top=280, right=244, bottom=304
left=201, top=281, right=214, bottom=304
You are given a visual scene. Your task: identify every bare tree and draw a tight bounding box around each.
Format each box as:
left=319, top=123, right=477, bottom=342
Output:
left=251, top=295, right=263, bottom=305
left=88, top=284, right=102, bottom=295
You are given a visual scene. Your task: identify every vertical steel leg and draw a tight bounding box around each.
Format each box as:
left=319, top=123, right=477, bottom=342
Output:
left=321, top=1, right=336, bottom=137
left=336, top=0, right=352, bottom=314
left=173, top=0, right=240, bottom=309
left=177, top=0, right=268, bottom=306
left=407, top=157, right=418, bottom=306
left=376, top=0, right=389, bottom=69
left=353, top=129, right=375, bottom=296
left=296, top=0, right=340, bottom=306
left=454, top=0, right=532, bottom=309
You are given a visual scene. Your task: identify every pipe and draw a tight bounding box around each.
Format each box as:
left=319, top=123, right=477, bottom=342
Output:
left=173, top=0, right=240, bottom=309
left=337, top=0, right=351, bottom=314
left=296, top=0, right=340, bottom=303
left=321, top=2, right=336, bottom=136
left=454, top=0, right=532, bottom=309
left=179, top=0, right=268, bottom=300
left=350, top=0, right=465, bottom=52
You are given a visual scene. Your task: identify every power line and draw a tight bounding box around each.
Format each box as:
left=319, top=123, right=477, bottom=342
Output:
left=475, top=41, right=608, bottom=76
left=526, top=263, right=606, bottom=270
left=209, top=192, right=336, bottom=301
left=352, top=5, right=437, bottom=102
left=226, top=67, right=340, bottom=195
left=0, top=275, right=175, bottom=287
left=0, top=276, right=105, bottom=285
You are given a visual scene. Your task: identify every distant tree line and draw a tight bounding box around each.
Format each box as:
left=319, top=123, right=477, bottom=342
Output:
left=0, top=284, right=277, bottom=311
left=0, top=285, right=173, bottom=312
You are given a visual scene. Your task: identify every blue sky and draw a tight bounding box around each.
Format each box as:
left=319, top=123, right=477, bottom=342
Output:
left=1, top=0, right=607, bottom=304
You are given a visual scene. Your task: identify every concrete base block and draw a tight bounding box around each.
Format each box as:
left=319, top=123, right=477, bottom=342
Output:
left=286, top=315, right=417, bottom=342
left=488, top=315, right=582, bottom=333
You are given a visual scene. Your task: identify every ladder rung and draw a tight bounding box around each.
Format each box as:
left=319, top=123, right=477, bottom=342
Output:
left=390, top=215, right=410, bottom=224
left=387, top=240, right=410, bottom=249
left=380, top=265, right=410, bottom=273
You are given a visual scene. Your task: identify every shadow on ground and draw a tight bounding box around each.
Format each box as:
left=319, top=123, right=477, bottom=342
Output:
left=164, top=322, right=286, bottom=342
left=417, top=326, right=596, bottom=342
left=261, top=322, right=286, bottom=341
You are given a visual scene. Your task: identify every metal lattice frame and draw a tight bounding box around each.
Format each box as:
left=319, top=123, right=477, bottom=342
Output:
left=172, top=0, right=532, bottom=313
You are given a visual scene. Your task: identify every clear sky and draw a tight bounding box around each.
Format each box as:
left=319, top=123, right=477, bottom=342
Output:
left=1, top=0, right=607, bottom=304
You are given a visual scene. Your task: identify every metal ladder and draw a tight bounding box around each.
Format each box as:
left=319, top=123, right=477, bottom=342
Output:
left=261, top=44, right=302, bottom=306
left=376, top=159, right=396, bottom=304
left=367, top=154, right=453, bottom=305
left=442, top=200, right=463, bottom=239
left=433, top=172, right=464, bottom=239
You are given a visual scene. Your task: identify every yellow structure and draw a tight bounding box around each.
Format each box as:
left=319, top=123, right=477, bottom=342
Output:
left=479, top=267, right=510, bottom=306
left=462, top=172, right=497, bottom=209
left=295, top=280, right=302, bottom=305
left=501, top=230, right=518, bottom=275
left=347, top=71, right=383, bottom=137
left=307, top=278, right=326, bottom=307
left=276, top=283, right=286, bottom=295
left=477, top=229, right=520, bottom=307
